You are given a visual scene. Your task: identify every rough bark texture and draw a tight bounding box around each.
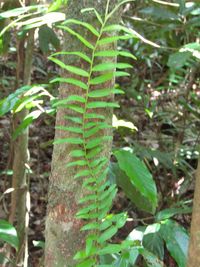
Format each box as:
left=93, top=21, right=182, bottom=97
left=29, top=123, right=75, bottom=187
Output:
left=187, top=156, right=200, bottom=267
left=45, top=1, right=120, bottom=266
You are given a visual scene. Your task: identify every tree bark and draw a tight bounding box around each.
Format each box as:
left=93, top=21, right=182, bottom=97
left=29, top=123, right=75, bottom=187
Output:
left=45, top=1, right=120, bottom=266
left=187, top=156, right=200, bottom=267
left=8, top=24, right=34, bottom=267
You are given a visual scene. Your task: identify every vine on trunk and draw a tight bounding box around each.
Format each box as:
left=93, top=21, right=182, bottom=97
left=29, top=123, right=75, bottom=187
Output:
left=50, top=1, right=135, bottom=266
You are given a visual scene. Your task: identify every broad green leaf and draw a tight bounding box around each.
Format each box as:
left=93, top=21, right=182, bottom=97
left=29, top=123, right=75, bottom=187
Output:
left=0, top=85, right=31, bottom=116
left=167, top=51, right=191, bottom=69
left=156, top=206, right=192, bottom=222
left=62, top=19, right=99, bottom=37
left=90, top=73, right=113, bottom=85
left=54, top=138, right=83, bottom=145
left=141, top=249, right=164, bottom=267
left=12, top=110, right=42, bottom=140
left=0, top=220, right=19, bottom=250
left=49, top=57, right=89, bottom=77
left=160, top=219, right=189, bottom=267
left=58, top=25, right=94, bottom=49
left=39, top=25, right=60, bottom=54
left=0, top=6, right=39, bottom=19
left=75, top=169, right=91, bottom=178
left=94, top=50, right=136, bottom=60
left=114, top=150, right=157, bottom=213
left=143, top=233, right=164, bottom=260
left=93, top=62, right=132, bottom=72
left=51, top=51, right=91, bottom=63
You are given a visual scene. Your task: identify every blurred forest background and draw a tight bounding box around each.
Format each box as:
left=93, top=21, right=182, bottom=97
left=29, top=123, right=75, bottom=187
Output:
left=0, top=0, right=199, bottom=266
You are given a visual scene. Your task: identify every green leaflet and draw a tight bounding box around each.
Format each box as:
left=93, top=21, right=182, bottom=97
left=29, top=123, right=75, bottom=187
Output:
left=70, top=150, right=85, bottom=157
left=87, top=101, right=120, bottom=109
left=58, top=25, right=95, bottom=49
left=81, top=8, right=103, bottom=25
left=90, top=73, right=113, bottom=85
left=94, top=50, right=136, bottom=60
left=51, top=77, right=88, bottom=90
left=62, top=19, right=100, bottom=37
left=98, top=35, right=132, bottom=46
left=93, top=62, right=132, bottom=72
left=54, top=138, right=83, bottom=145
left=56, top=126, right=83, bottom=134
left=51, top=51, right=92, bottom=63
left=49, top=57, right=89, bottom=77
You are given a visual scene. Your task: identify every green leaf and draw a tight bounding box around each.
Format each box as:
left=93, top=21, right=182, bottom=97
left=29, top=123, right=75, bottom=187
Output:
left=0, top=220, right=19, bottom=251
left=143, top=232, right=164, bottom=260
left=62, top=19, right=99, bottom=37
left=94, top=50, right=136, bottom=59
left=54, top=138, right=83, bottom=145
left=64, top=115, right=82, bottom=124
left=86, top=136, right=112, bottom=149
left=99, top=226, right=118, bottom=243
left=90, top=73, right=113, bottom=85
left=88, top=88, right=115, bottom=98
left=51, top=51, right=91, bottom=63
left=93, top=62, right=132, bottom=72
left=98, top=244, right=121, bottom=255
left=67, top=160, right=87, bottom=167
left=114, top=150, right=157, bottom=213
left=70, top=150, right=85, bottom=158
left=141, top=249, right=164, bottom=267
left=160, top=219, right=189, bottom=267
left=98, top=35, right=132, bottom=46
left=85, top=113, right=105, bottom=120
left=58, top=25, right=94, bottom=49
left=81, top=8, right=103, bottom=25
left=49, top=57, right=89, bottom=77
left=87, top=101, right=119, bottom=109
left=0, top=5, right=39, bottom=19
left=76, top=258, right=95, bottom=267
left=56, top=126, right=83, bottom=134
left=167, top=51, right=191, bottom=69
left=66, top=104, right=84, bottom=114
left=81, top=222, right=99, bottom=231
left=156, top=206, right=192, bottom=222
left=39, top=25, right=60, bottom=54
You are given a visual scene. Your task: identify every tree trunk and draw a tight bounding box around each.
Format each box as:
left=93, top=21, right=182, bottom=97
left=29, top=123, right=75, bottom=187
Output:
left=8, top=24, right=34, bottom=267
left=45, top=1, right=120, bottom=266
left=187, top=156, right=200, bottom=267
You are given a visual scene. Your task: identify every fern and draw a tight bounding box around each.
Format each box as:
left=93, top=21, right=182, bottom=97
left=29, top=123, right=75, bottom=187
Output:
left=50, top=1, right=135, bottom=266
